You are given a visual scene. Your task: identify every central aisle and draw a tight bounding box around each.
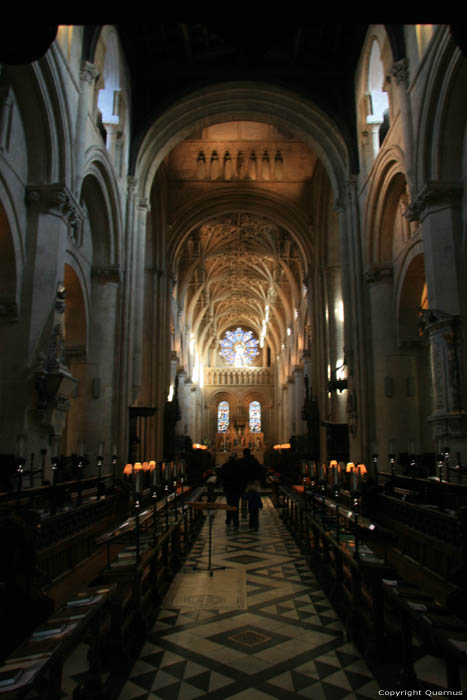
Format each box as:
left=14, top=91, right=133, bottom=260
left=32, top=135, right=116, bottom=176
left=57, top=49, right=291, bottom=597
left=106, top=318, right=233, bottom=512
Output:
left=117, top=497, right=380, bottom=700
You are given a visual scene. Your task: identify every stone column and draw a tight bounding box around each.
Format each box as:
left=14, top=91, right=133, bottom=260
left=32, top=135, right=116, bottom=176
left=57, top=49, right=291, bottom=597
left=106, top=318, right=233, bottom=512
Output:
left=389, top=59, right=414, bottom=196
left=325, top=265, right=345, bottom=423
left=287, top=376, right=295, bottom=438
left=74, top=62, right=99, bottom=197
left=176, top=368, right=188, bottom=436
left=421, top=311, right=466, bottom=463
left=86, top=266, right=120, bottom=463
left=116, top=177, right=138, bottom=456
left=407, top=182, right=466, bottom=462
left=292, top=365, right=305, bottom=437
left=336, top=178, right=370, bottom=462
left=281, top=383, right=288, bottom=443
left=132, top=196, right=150, bottom=398
left=365, top=264, right=397, bottom=458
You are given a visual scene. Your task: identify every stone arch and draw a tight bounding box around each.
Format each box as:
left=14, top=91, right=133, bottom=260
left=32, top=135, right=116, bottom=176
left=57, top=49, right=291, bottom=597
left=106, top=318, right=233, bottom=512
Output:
left=0, top=190, right=21, bottom=317
left=135, top=82, right=351, bottom=205
left=80, top=170, right=114, bottom=267
left=62, top=262, right=88, bottom=455
left=364, top=146, right=408, bottom=265
left=81, top=152, right=122, bottom=264
left=63, top=263, right=87, bottom=359
left=416, top=27, right=467, bottom=186
left=5, top=53, right=72, bottom=185
left=167, top=187, right=313, bottom=276
left=396, top=246, right=426, bottom=344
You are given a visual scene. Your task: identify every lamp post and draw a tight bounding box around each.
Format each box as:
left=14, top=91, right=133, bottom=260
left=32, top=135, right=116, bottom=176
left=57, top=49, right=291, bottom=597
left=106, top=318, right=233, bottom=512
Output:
left=112, top=450, right=118, bottom=489
left=51, top=454, right=59, bottom=515
left=40, top=447, right=47, bottom=484
left=150, top=461, right=158, bottom=541
left=97, top=442, right=104, bottom=500
left=77, top=455, right=84, bottom=506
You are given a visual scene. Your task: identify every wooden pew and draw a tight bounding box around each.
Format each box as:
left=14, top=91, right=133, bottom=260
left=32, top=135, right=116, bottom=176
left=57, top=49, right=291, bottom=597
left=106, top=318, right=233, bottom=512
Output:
left=279, top=485, right=393, bottom=659
left=383, top=578, right=467, bottom=689
left=89, top=486, right=206, bottom=663
left=0, top=585, right=116, bottom=699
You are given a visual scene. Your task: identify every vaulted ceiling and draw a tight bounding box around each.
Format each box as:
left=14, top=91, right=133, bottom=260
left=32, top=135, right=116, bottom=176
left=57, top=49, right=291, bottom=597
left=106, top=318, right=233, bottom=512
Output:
left=166, top=121, right=319, bottom=364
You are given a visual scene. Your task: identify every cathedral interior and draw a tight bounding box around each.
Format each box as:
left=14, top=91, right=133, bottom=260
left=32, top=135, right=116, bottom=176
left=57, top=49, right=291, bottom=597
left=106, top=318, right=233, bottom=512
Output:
left=0, top=21, right=467, bottom=699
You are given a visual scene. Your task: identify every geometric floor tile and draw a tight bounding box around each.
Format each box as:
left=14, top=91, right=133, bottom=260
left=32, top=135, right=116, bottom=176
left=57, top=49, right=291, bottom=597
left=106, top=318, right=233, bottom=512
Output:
left=57, top=494, right=393, bottom=700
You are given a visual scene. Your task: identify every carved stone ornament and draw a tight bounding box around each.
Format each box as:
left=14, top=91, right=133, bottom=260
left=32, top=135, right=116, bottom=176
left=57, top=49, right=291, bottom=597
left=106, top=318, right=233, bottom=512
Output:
left=79, top=61, right=99, bottom=85
left=34, top=284, right=78, bottom=432
left=26, top=184, right=84, bottom=245
left=404, top=182, right=463, bottom=222
left=364, top=264, right=393, bottom=285
left=390, top=58, right=409, bottom=85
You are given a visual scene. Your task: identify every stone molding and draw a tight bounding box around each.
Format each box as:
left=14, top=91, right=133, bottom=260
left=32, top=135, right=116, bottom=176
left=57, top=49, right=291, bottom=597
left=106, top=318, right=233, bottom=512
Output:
left=404, top=182, right=463, bottom=222
left=364, top=264, right=393, bottom=285
left=91, top=265, right=122, bottom=285
left=26, top=184, right=84, bottom=245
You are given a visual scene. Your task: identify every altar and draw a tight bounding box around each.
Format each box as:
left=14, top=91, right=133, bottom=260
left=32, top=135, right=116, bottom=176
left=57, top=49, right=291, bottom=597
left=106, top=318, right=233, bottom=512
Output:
left=215, top=427, right=264, bottom=463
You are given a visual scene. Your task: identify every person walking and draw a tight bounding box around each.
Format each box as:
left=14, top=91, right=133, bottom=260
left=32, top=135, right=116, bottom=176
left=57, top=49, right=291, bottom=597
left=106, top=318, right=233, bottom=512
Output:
left=218, top=453, right=242, bottom=528
left=244, top=482, right=263, bottom=532
left=239, top=447, right=264, bottom=486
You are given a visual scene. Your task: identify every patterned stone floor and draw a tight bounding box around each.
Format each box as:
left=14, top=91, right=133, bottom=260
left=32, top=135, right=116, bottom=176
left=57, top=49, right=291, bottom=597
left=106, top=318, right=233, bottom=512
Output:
left=114, top=497, right=381, bottom=700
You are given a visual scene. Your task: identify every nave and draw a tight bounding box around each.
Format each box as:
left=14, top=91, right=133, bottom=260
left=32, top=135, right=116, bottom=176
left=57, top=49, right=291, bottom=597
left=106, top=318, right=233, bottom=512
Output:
left=61, top=498, right=379, bottom=700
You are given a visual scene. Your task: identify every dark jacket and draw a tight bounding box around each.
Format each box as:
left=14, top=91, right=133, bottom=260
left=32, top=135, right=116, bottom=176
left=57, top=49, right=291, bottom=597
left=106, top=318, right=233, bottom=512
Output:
left=245, top=490, right=263, bottom=512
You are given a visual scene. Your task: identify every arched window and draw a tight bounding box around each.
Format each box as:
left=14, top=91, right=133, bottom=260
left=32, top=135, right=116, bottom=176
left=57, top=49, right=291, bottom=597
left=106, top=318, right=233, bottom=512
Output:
left=219, top=327, right=259, bottom=367
left=249, top=401, right=261, bottom=432
left=217, top=401, right=229, bottom=432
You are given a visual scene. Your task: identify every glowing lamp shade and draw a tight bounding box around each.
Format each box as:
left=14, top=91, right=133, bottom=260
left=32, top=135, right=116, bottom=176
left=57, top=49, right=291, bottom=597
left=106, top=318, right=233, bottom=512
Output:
left=329, top=460, right=338, bottom=468
left=133, top=462, right=142, bottom=471
left=142, top=461, right=150, bottom=471
left=346, top=462, right=355, bottom=472
left=123, top=463, right=133, bottom=476
left=357, top=463, right=367, bottom=474
left=149, top=460, right=156, bottom=471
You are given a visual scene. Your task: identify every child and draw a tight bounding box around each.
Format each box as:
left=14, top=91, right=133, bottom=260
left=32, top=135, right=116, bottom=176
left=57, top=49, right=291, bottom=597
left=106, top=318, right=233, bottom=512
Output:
left=245, top=482, right=263, bottom=532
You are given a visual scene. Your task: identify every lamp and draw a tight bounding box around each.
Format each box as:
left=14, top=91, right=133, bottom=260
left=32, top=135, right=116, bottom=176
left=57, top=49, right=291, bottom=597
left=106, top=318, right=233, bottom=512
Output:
left=123, top=463, right=133, bottom=477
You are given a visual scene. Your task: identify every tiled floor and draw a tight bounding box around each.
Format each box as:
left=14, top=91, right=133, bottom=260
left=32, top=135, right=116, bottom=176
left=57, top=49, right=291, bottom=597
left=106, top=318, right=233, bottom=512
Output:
left=114, top=497, right=380, bottom=700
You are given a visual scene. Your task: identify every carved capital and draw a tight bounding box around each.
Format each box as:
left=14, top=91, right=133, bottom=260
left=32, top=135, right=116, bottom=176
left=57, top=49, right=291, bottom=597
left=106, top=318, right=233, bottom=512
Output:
left=79, top=61, right=99, bottom=86
left=26, top=184, right=84, bottom=245
left=405, top=182, right=463, bottom=221
left=390, top=58, right=409, bottom=85
left=137, top=196, right=150, bottom=211
left=364, top=264, right=393, bottom=285
left=127, top=176, right=138, bottom=198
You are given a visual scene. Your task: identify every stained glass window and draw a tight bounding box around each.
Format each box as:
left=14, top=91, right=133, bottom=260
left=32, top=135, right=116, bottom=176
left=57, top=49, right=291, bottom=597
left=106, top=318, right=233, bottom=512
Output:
left=217, top=401, right=229, bottom=432
left=249, top=401, right=261, bottom=432
left=219, top=327, right=259, bottom=367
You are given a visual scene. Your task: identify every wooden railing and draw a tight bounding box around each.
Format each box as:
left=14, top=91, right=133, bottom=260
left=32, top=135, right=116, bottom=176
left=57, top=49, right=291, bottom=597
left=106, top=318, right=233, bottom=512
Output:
left=278, top=484, right=467, bottom=687
left=0, top=487, right=207, bottom=698
left=0, top=585, right=116, bottom=699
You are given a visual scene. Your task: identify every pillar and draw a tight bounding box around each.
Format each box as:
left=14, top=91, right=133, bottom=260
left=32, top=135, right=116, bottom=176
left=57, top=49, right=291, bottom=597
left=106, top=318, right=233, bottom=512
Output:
left=408, top=182, right=466, bottom=463
left=74, top=62, right=99, bottom=197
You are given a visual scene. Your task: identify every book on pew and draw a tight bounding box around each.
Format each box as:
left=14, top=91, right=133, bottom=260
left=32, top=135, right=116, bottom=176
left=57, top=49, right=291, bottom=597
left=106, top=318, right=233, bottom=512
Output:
left=32, top=622, right=66, bottom=639
left=66, top=592, right=94, bottom=607
left=0, top=668, right=24, bottom=688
